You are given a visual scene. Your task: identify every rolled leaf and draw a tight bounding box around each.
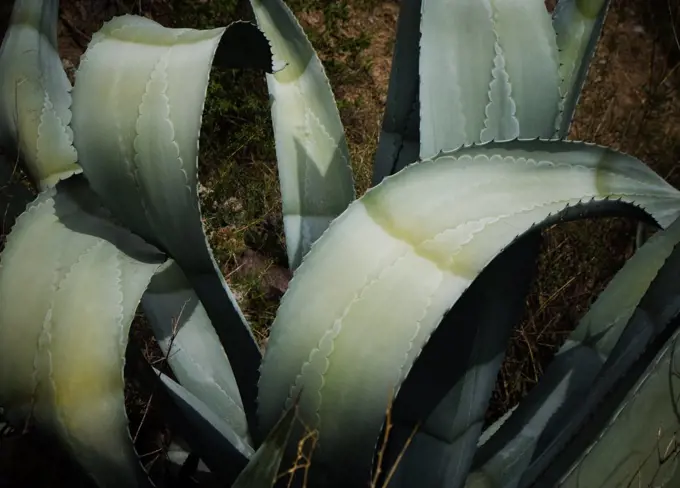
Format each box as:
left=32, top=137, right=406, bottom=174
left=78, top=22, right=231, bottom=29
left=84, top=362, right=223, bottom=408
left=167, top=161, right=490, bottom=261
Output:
left=553, top=0, right=611, bottom=136
left=70, top=15, right=264, bottom=432
left=371, top=0, right=421, bottom=185
left=0, top=176, right=165, bottom=487
left=142, top=261, right=250, bottom=445
left=248, top=0, right=356, bottom=270
left=468, top=215, right=680, bottom=488
left=0, top=0, right=80, bottom=189
left=257, top=140, right=680, bottom=485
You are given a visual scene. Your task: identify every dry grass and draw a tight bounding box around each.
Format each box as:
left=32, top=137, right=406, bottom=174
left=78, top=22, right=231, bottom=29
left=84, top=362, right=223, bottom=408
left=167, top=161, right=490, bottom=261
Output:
left=1, top=0, right=680, bottom=486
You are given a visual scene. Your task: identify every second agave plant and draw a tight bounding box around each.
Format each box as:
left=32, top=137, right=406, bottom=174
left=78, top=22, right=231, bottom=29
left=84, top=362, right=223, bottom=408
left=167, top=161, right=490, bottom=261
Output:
left=2, top=0, right=680, bottom=488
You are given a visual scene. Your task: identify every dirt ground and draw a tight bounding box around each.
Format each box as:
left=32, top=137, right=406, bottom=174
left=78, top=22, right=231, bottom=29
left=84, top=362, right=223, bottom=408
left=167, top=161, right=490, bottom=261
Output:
left=1, top=0, right=680, bottom=486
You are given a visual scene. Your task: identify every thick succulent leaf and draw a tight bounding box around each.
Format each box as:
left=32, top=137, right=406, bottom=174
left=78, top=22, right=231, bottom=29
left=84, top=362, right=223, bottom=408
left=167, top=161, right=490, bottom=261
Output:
left=418, top=0, right=560, bottom=161
left=553, top=0, right=611, bottom=136
left=70, top=15, right=263, bottom=432
left=142, top=261, right=250, bottom=445
left=257, top=140, right=680, bottom=485
left=0, top=0, right=80, bottom=189
left=419, top=0, right=495, bottom=157
left=151, top=369, right=254, bottom=481
left=231, top=401, right=297, bottom=488
left=467, top=216, right=680, bottom=488
left=248, top=0, right=356, bottom=269
left=371, top=0, right=421, bottom=186
left=490, top=0, right=560, bottom=139
left=0, top=177, right=165, bottom=488
left=383, top=232, right=540, bottom=488
left=554, top=325, right=680, bottom=487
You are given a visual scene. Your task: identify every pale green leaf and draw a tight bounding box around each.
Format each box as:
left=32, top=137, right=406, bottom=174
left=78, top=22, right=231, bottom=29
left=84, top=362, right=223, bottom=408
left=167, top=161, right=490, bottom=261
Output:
left=385, top=233, right=540, bottom=488
left=490, top=0, right=560, bottom=139
left=231, top=400, right=297, bottom=488
left=248, top=0, right=356, bottom=269
left=257, top=140, right=680, bottom=484
left=0, top=176, right=165, bottom=488
left=553, top=0, right=611, bottom=136
left=419, top=0, right=559, bottom=160
left=0, top=0, right=80, bottom=189
left=142, top=261, right=250, bottom=445
left=419, top=0, right=496, bottom=157
left=70, top=15, right=262, bottom=429
left=468, top=216, right=680, bottom=488
left=151, top=368, right=254, bottom=480
left=554, top=325, right=680, bottom=487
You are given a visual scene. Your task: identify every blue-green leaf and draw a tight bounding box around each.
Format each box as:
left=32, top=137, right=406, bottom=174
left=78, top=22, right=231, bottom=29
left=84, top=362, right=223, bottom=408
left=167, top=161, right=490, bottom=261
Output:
left=0, top=177, right=165, bottom=488
left=248, top=0, right=355, bottom=270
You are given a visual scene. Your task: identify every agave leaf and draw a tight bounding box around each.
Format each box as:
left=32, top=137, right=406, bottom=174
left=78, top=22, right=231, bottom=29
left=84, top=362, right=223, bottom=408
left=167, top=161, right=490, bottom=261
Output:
left=70, top=15, right=264, bottom=433
left=553, top=324, right=680, bottom=487
left=248, top=0, right=356, bottom=270
left=418, top=0, right=559, bottom=161
left=394, top=4, right=559, bottom=482
left=149, top=368, right=254, bottom=481
left=371, top=0, right=421, bottom=186
left=419, top=0, right=495, bottom=157
left=553, top=0, right=611, bottom=137
left=231, top=399, right=298, bottom=488
left=142, top=261, right=250, bottom=445
left=0, top=176, right=165, bottom=487
left=382, top=232, right=540, bottom=488
left=467, top=215, right=680, bottom=488
left=257, top=140, right=680, bottom=485
left=0, top=0, right=81, bottom=189
left=489, top=0, right=560, bottom=139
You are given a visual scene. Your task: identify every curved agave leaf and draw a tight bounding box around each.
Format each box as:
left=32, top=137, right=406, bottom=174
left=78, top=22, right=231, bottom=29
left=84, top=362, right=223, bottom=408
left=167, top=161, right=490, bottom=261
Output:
left=371, top=0, right=421, bottom=185
left=231, top=399, right=298, bottom=488
left=248, top=0, right=356, bottom=270
left=554, top=325, right=680, bottom=487
left=151, top=369, right=254, bottom=480
left=142, top=261, right=250, bottom=445
left=383, top=231, right=540, bottom=488
left=257, top=140, right=680, bottom=485
left=0, top=176, right=165, bottom=487
left=553, top=0, right=611, bottom=137
left=419, top=0, right=559, bottom=160
left=467, top=215, right=680, bottom=488
left=70, top=15, right=266, bottom=432
left=0, top=0, right=80, bottom=189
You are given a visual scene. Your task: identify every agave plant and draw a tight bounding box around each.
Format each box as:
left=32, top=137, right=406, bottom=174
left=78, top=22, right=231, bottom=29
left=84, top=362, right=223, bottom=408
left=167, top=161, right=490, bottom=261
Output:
left=1, top=0, right=680, bottom=487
